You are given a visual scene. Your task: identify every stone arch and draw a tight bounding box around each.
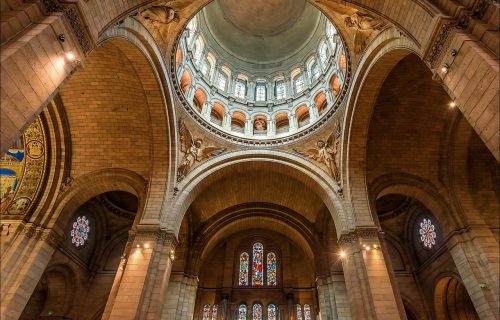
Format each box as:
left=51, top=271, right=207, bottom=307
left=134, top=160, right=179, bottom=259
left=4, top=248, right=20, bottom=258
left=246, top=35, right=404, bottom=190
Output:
left=342, top=33, right=421, bottom=227
left=49, top=168, right=146, bottom=237
left=369, top=173, right=458, bottom=236
left=434, top=275, right=480, bottom=320
left=167, top=150, right=347, bottom=237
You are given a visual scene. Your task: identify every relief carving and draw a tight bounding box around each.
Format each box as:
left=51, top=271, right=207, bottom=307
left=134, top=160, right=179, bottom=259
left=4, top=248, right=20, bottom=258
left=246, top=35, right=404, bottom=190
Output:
left=140, top=3, right=179, bottom=27
left=344, top=12, right=386, bottom=54
left=294, top=121, right=341, bottom=185
left=177, top=119, right=226, bottom=182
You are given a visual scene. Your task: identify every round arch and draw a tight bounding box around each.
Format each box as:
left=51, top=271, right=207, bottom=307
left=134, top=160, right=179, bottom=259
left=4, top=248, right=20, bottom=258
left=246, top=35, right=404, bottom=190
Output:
left=167, top=150, right=348, bottom=237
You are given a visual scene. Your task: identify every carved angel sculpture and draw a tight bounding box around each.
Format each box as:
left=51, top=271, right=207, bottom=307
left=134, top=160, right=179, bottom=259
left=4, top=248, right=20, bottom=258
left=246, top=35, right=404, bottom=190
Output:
left=344, top=12, right=385, bottom=54
left=294, top=122, right=341, bottom=184
left=177, top=120, right=226, bottom=181
left=140, top=3, right=178, bottom=27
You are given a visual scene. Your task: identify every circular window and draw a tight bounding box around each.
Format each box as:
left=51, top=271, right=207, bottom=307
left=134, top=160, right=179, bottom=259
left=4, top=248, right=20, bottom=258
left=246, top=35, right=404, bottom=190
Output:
left=171, top=0, right=350, bottom=145
left=418, top=217, right=437, bottom=249
left=71, top=216, right=90, bottom=248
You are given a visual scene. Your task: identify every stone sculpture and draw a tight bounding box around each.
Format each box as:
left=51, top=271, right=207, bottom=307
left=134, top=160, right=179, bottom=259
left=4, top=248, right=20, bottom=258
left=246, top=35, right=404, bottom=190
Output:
left=344, top=11, right=385, bottom=54
left=177, top=119, right=226, bottom=181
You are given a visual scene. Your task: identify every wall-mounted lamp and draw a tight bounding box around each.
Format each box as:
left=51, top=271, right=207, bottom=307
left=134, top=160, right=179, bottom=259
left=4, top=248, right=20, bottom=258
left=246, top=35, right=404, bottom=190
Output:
left=339, top=251, right=346, bottom=258
left=449, top=101, right=457, bottom=107
left=65, top=51, right=75, bottom=61
left=451, top=49, right=457, bottom=57
left=57, top=34, right=65, bottom=42
left=170, top=249, right=175, bottom=261
left=441, top=63, right=450, bottom=73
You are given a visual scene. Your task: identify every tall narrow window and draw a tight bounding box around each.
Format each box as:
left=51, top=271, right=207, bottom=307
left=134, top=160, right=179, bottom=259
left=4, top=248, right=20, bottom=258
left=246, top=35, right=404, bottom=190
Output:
left=311, top=63, right=320, bottom=81
left=255, top=83, right=267, bottom=102
left=235, top=79, right=247, bottom=99
left=268, top=304, right=277, bottom=320
left=296, top=305, right=303, bottom=320
left=294, top=75, right=304, bottom=94
left=266, top=252, right=277, bottom=286
left=238, top=305, right=247, bottom=320
left=252, top=304, right=263, bottom=320
left=217, top=72, right=227, bottom=91
left=212, top=304, right=219, bottom=320
left=304, top=305, right=311, bottom=320
left=203, top=304, right=211, bottom=320
left=252, top=243, right=264, bottom=286
left=239, top=252, right=249, bottom=286
left=275, top=80, right=286, bottom=99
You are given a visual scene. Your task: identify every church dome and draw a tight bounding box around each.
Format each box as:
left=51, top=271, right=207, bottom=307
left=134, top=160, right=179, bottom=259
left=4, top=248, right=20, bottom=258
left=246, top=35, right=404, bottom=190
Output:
left=173, top=0, right=350, bottom=145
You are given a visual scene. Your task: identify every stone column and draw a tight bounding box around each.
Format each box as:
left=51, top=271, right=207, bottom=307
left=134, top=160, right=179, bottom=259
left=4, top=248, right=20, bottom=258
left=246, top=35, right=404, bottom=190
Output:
left=210, top=62, right=220, bottom=84
left=230, top=75, right=237, bottom=95
left=267, top=117, right=276, bottom=136
left=105, top=228, right=177, bottom=320
left=201, top=101, right=212, bottom=119
left=447, top=225, right=499, bottom=319
left=0, top=224, right=61, bottom=320
left=317, top=273, right=352, bottom=320
left=285, top=76, right=292, bottom=99
left=338, top=228, right=405, bottom=320
left=245, top=118, right=253, bottom=135
left=162, top=272, right=198, bottom=320
left=223, top=111, right=232, bottom=130
left=309, top=104, right=319, bottom=121
left=325, top=89, right=335, bottom=107
left=288, top=113, right=298, bottom=133
left=187, top=85, right=196, bottom=102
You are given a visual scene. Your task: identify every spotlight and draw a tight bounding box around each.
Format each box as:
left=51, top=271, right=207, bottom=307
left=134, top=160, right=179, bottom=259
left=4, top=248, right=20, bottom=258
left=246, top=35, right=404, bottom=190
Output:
left=144, top=243, right=149, bottom=249
left=65, top=51, right=75, bottom=61
left=365, top=246, right=371, bottom=251
left=451, top=49, right=457, bottom=56
left=441, top=63, right=449, bottom=73
left=339, top=251, right=346, bottom=258
left=449, top=101, right=456, bottom=107
left=57, top=34, right=65, bottom=42
left=136, top=244, right=141, bottom=248
left=373, top=244, right=378, bottom=249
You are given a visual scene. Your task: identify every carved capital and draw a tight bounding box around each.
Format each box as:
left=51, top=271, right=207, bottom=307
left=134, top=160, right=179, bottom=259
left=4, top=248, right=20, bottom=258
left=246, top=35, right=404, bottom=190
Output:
left=22, top=224, right=62, bottom=248
left=337, top=227, right=380, bottom=246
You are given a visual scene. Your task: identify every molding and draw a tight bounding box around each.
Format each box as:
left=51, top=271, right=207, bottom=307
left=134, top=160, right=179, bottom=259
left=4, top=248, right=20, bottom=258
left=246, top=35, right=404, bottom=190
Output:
left=337, top=227, right=380, bottom=246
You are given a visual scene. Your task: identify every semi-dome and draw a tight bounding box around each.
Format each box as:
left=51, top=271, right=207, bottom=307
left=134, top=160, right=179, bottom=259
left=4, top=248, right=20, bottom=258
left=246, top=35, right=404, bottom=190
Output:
left=173, top=0, right=350, bottom=144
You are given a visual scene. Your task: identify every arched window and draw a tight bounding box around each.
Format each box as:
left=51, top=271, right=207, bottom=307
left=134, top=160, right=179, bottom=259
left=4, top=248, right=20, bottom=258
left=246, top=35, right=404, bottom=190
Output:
left=217, top=72, right=228, bottom=91
left=186, top=17, right=197, bottom=44
left=266, top=252, right=277, bottom=286
left=252, top=304, right=263, bottom=320
left=326, top=21, right=336, bottom=47
left=267, top=304, right=277, bottom=320
left=203, top=304, right=211, bottom=320
left=294, top=75, right=304, bottom=94
left=252, top=243, right=264, bottom=286
left=212, top=304, right=218, bottom=320
left=255, top=82, right=267, bottom=102
left=193, top=36, right=204, bottom=64
left=239, top=252, right=249, bottom=286
left=238, top=304, right=247, bottom=320
left=235, top=79, right=247, bottom=99
left=311, top=63, right=320, bottom=81
left=296, top=305, right=303, bottom=320
left=274, top=80, right=286, bottom=99
left=319, top=41, right=329, bottom=64
left=304, top=304, right=311, bottom=320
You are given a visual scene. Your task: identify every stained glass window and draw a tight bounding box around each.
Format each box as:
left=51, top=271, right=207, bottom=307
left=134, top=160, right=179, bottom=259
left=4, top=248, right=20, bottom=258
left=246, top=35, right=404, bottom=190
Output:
left=238, top=304, right=247, bottom=320
left=294, top=75, right=304, bottom=94
left=266, top=252, right=277, bottom=286
left=212, top=304, right=218, bottom=320
left=203, top=304, right=211, bottom=320
left=235, top=79, right=247, bottom=99
left=296, top=305, right=303, bottom=320
left=252, top=243, right=264, bottom=286
left=267, top=304, right=277, bottom=320
left=71, top=216, right=90, bottom=247
left=304, top=304, right=311, bottom=320
left=419, top=218, right=437, bottom=249
left=252, top=304, right=262, bottom=320
left=239, top=252, right=249, bottom=286
left=275, top=80, right=286, bottom=99
left=255, top=83, right=266, bottom=101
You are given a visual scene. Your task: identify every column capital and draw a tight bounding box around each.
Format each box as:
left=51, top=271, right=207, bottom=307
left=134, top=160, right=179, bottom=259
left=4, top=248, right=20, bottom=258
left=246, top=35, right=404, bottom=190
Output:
left=132, top=225, right=178, bottom=249
left=337, top=227, right=380, bottom=246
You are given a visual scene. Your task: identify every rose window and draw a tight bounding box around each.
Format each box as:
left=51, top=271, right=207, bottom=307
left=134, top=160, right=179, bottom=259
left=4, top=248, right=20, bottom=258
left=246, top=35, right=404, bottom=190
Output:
left=419, top=218, right=436, bottom=249
left=71, top=216, right=90, bottom=247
